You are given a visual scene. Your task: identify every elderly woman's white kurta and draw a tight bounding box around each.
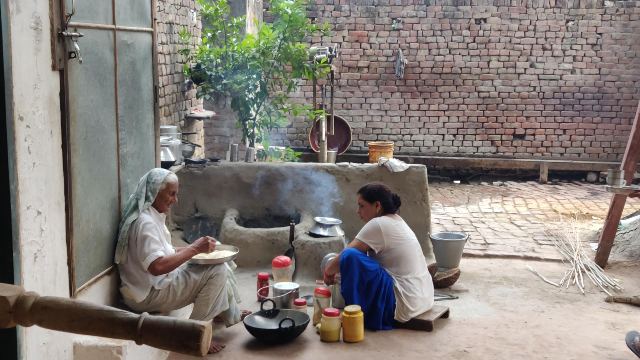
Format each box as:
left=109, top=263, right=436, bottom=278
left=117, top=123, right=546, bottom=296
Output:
left=118, top=207, right=241, bottom=324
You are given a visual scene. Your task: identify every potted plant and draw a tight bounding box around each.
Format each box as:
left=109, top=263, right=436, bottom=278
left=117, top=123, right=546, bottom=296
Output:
left=180, top=0, right=330, bottom=154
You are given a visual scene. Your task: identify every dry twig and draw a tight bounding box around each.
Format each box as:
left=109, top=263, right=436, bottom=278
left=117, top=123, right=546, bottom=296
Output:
left=529, top=216, right=624, bottom=295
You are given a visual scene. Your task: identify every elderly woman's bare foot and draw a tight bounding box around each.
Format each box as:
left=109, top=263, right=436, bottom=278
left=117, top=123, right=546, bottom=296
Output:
left=208, top=341, right=225, bottom=354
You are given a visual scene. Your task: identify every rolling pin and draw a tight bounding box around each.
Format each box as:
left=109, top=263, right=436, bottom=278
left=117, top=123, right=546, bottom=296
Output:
left=0, top=283, right=211, bottom=356
left=605, top=295, right=640, bottom=307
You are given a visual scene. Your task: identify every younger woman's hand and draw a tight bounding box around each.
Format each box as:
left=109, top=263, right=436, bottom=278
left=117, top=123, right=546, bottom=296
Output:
left=323, top=271, right=336, bottom=285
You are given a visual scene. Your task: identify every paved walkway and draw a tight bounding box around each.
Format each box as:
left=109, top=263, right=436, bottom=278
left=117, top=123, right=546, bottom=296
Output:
left=430, top=180, right=640, bottom=260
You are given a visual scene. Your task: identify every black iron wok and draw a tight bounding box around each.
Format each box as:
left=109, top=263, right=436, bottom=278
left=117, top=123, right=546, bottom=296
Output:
left=243, top=299, right=310, bottom=344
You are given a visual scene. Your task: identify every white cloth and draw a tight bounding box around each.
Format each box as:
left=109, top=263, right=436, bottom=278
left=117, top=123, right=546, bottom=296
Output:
left=124, top=262, right=240, bottom=324
left=355, top=214, right=434, bottom=322
left=114, top=168, right=172, bottom=264
left=377, top=157, right=409, bottom=172
left=119, top=207, right=179, bottom=302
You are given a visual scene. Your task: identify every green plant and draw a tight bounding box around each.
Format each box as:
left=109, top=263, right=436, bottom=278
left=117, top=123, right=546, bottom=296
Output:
left=180, top=0, right=330, bottom=150
left=256, top=144, right=302, bottom=162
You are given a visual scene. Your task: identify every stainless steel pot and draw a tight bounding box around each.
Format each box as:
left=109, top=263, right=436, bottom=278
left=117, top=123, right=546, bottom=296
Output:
left=320, top=253, right=345, bottom=309
left=160, top=146, right=176, bottom=169
left=160, top=135, right=182, bottom=165
left=272, top=282, right=300, bottom=309
left=181, top=142, right=196, bottom=159
left=309, top=217, right=344, bottom=237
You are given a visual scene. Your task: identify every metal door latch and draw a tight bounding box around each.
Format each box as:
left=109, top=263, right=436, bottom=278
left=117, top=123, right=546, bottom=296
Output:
left=59, top=31, right=84, bottom=64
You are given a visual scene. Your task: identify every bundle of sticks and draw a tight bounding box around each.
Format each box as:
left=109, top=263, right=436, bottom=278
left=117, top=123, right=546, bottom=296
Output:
left=527, top=217, right=623, bottom=295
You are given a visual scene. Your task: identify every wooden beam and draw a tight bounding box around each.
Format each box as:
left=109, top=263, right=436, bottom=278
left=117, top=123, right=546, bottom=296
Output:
left=0, top=283, right=212, bottom=356
left=595, top=101, right=640, bottom=268
left=539, top=162, right=549, bottom=184
left=302, top=153, right=632, bottom=173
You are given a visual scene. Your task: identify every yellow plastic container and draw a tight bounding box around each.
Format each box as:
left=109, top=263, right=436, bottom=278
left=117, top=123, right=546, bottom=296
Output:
left=367, top=141, right=394, bottom=163
left=342, top=305, right=364, bottom=343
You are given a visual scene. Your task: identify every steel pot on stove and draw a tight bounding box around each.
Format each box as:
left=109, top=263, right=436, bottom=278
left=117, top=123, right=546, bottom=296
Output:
left=309, top=217, right=344, bottom=238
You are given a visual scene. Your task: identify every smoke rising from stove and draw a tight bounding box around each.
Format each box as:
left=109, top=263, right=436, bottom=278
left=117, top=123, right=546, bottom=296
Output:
left=252, top=168, right=342, bottom=218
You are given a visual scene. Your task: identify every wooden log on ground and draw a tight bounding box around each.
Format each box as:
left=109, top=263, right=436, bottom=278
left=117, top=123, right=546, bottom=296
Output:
left=605, top=295, right=640, bottom=307
left=0, top=283, right=211, bottom=357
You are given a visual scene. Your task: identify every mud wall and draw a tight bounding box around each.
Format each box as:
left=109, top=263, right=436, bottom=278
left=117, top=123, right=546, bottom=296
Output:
left=172, top=162, right=434, bottom=259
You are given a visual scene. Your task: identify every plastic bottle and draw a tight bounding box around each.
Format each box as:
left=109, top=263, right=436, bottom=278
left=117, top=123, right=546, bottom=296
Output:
left=293, top=298, right=307, bottom=314
left=256, top=272, right=270, bottom=301
left=320, top=308, right=341, bottom=342
left=313, top=285, right=331, bottom=326
left=331, top=274, right=345, bottom=309
left=272, top=255, right=293, bottom=283
left=342, top=304, right=364, bottom=343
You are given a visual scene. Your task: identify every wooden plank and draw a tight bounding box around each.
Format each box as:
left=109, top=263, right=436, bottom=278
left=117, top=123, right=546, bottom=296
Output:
left=302, top=152, right=631, bottom=173
left=596, top=101, right=640, bottom=268
left=539, top=162, right=549, bottom=184
left=393, top=305, right=450, bottom=332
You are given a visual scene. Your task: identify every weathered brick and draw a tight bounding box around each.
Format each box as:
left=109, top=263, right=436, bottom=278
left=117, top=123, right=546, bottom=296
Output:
left=196, top=0, right=640, bottom=160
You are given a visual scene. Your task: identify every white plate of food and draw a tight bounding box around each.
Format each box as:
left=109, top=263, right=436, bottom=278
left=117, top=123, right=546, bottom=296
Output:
left=189, top=244, right=239, bottom=265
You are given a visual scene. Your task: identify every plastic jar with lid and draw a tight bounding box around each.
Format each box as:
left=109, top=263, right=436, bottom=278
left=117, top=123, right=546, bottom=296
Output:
left=313, top=286, right=331, bottom=326
left=331, top=274, right=345, bottom=309
left=320, top=308, right=341, bottom=342
left=256, top=272, right=270, bottom=301
left=342, top=305, right=364, bottom=343
left=271, top=255, right=293, bottom=283
left=293, top=298, right=307, bottom=314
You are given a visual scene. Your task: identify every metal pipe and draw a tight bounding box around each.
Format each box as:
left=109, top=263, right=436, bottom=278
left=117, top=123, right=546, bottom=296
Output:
left=68, top=22, right=154, bottom=33
left=319, top=116, right=327, bottom=163
left=329, top=68, right=335, bottom=136
left=319, top=83, right=327, bottom=162
left=312, top=75, right=317, bottom=113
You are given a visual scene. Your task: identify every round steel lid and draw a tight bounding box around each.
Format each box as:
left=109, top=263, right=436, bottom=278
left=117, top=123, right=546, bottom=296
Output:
left=314, top=217, right=342, bottom=225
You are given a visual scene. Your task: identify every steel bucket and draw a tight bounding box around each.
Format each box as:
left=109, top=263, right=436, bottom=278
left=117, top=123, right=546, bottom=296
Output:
left=429, top=231, right=468, bottom=269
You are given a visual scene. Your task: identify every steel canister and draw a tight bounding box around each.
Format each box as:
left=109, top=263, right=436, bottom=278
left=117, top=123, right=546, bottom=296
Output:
left=272, top=282, right=299, bottom=309
left=331, top=274, right=345, bottom=309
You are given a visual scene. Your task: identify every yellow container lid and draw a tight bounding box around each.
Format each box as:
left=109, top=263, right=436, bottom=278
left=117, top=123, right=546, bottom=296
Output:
left=343, top=305, right=362, bottom=315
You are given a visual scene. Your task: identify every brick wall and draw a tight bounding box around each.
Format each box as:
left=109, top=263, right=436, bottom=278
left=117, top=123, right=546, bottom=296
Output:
left=270, top=0, right=640, bottom=161
left=156, top=0, right=205, bottom=156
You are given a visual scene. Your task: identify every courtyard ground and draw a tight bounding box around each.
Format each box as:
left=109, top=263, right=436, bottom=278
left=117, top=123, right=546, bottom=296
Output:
left=167, top=180, right=640, bottom=360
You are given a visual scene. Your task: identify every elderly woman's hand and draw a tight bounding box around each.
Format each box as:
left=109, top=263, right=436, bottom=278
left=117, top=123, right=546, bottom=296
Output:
left=190, top=236, right=217, bottom=254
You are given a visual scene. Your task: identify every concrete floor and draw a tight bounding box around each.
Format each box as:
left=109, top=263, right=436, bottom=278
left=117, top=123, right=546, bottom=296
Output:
left=167, top=258, right=640, bottom=360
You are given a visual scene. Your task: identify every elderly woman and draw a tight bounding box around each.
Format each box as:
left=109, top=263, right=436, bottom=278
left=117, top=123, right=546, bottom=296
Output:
left=114, top=168, right=244, bottom=353
left=323, top=182, right=434, bottom=330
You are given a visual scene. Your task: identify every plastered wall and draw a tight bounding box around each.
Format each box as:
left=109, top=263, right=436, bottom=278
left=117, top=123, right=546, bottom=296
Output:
left=5, top=0, right=71, bottom=358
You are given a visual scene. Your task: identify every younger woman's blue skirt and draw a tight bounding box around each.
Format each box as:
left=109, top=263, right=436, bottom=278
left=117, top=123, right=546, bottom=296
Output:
left=339, top=248, right=396, bottom=330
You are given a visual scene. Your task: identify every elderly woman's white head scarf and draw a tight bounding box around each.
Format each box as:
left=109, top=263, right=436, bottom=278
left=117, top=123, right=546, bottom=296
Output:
left=114, top=168, right=174, bottom=264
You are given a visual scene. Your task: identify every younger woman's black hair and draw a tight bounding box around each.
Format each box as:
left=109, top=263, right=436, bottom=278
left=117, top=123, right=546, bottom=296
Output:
left=357, top=182, right=401, bottom=215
